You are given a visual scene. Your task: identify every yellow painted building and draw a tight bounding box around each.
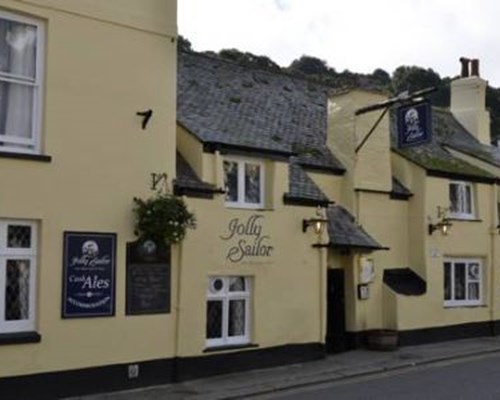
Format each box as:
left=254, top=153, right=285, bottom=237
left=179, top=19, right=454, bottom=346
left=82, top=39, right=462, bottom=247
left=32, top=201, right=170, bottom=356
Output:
left=0, top=1, right=178, bottom=398
left=327, top=61, right=500, bottom=347
left=3, top=1, right=500, bottom=396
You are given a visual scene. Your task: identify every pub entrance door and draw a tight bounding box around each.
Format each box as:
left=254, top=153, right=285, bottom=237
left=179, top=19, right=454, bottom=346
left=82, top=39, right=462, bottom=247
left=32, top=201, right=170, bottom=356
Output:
left=325, top=268, right=347, bottom=353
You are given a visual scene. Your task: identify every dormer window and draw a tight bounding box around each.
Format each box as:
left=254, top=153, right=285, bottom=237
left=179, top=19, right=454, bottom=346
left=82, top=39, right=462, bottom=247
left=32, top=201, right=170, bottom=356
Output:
left=449, top=181, right=474, bottom=219
left=223, top=158, right=264, bottom=208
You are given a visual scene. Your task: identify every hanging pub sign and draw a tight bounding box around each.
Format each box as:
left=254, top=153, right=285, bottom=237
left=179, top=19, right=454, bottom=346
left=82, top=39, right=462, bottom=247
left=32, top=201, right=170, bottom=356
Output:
left=62, top=232, right=116, bottom=318
left=397, top=101, right=432, bottom=148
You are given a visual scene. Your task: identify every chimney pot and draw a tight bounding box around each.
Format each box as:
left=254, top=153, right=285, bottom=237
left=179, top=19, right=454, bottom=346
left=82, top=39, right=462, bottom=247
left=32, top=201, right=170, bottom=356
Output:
left=459, top=57, right=470, bottom=77
left=471, top=59, right=480, bottom=77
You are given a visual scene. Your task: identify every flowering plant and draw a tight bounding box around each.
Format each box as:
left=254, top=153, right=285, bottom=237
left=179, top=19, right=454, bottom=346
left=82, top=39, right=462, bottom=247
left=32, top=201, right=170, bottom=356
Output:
left=133, top=192, right=196, bottom=245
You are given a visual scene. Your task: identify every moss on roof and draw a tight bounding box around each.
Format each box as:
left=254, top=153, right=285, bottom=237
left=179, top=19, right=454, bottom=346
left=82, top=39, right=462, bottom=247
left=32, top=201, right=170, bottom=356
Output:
left=391, top=107, right=497, bottom=180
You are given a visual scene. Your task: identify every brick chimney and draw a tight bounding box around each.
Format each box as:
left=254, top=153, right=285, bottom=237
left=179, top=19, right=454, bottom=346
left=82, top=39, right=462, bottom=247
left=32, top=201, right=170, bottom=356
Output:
left=450, top=58, right=491, bottom=144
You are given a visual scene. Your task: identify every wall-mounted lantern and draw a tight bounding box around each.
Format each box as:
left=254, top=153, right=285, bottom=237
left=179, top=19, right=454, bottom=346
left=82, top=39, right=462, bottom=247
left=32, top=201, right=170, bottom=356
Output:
left=302, top=207, right=328, bottom=235
left=428, top=206, right=453, bottom=236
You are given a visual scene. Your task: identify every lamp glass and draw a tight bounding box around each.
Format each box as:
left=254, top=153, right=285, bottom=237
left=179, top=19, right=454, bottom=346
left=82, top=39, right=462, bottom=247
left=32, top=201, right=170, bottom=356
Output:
left=313, top=220, right=324, bottom=235
left=441, top=223, right=449, bottom=235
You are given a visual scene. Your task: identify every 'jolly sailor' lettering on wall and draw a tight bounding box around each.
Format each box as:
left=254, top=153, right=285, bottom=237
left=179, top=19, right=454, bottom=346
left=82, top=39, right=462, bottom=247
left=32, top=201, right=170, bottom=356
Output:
left=220, top=214, right=274, bottom=263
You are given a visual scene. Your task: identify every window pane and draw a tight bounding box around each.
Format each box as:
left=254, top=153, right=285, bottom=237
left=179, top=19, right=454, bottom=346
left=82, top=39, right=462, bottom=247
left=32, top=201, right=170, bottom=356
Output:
left=5, top=259, right=30, bottom=320
left=449, top=184, right=459, bottom=213
left=0, top=80, right=34, bottom=144
left=444, top=262, right=451, bottom=301
left=224, top=161, right=238, bottom=202
left=454, top=263, right=466, bottom=300
left=228, top=299, right=246, bottom=337
left=464, top=185, right=472, bottom=214
left=244, top=163, right=261, bottom=204
left=7, top=225, right=31, bottom=248
left=229, top=276, right=246, bottom=292
left=468, top=283, right=480, bottom=300
left=0, top=18, right=37, bottom=79
left=468, top=263, right=480, bottom=281
left=206, top=300, right=223, bottom=339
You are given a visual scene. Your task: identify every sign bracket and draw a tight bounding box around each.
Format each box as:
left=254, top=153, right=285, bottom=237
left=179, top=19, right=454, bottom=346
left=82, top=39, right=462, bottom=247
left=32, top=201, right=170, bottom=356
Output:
left=354, top=86, right=437, bottom=153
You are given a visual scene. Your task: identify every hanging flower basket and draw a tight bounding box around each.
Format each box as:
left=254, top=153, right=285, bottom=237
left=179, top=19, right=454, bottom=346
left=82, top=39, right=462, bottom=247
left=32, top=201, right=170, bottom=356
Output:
left=133, top=192, right=196, bottom=246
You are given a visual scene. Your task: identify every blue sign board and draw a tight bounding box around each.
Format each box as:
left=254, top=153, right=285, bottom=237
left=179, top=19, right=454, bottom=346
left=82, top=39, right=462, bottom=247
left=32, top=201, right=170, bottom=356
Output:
left=62, top=232, right=116, bottom=318
left=397, top=101, right=432, bottom=148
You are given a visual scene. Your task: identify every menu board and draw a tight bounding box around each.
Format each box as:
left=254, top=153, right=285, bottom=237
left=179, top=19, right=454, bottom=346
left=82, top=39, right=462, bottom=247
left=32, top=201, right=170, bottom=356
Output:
left=126, top=241, right=171, bottom=315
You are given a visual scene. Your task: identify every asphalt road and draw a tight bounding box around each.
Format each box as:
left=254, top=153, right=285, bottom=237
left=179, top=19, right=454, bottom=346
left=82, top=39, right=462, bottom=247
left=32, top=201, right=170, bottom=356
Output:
left=257, top=352, right=500, bottom=400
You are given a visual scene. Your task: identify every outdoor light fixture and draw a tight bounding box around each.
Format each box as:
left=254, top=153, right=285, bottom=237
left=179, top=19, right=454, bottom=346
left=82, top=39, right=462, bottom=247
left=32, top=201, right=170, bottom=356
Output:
left=428, top=206, right=453, bottom=236
left=302, top=207, right=328, bottom=235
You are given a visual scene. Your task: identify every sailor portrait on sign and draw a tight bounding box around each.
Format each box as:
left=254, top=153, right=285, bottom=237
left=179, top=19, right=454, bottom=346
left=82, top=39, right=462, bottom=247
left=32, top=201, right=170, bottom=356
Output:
left=397, top=101, right=432, bottom=149
left=403, top=107, right=424, bottom=141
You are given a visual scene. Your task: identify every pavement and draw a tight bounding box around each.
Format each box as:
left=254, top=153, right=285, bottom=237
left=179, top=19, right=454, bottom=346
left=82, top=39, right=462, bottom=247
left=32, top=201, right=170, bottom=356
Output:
left=69, top=336, right=500, bottom=400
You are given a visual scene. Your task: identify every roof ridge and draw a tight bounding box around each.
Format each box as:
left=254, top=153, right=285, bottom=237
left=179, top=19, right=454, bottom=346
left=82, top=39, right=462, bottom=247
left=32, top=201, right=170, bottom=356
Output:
left=180, top=50, right=332, bottom=90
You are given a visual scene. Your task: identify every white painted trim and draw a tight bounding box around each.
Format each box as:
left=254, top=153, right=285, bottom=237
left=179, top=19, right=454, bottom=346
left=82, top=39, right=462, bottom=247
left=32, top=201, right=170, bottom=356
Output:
left=223, top=157, right=265, bottom=209
left=0, top=10, right=44, bottom=154
left=443, top=257, right=482, bottom=307
left=449, top=181, right=475, bottom=220
left=0, top=220, right=37, bottom=333
left=206, top=276, right=251, bottom=347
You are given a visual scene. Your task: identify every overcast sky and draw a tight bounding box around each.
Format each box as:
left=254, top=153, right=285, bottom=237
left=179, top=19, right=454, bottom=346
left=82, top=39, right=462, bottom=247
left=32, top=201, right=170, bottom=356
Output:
left=178, top=0, right=500, bottom=87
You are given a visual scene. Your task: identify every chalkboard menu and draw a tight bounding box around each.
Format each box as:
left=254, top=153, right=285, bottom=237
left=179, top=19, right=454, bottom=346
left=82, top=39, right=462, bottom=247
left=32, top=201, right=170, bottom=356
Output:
left=126, top=241, right=171, bottom=315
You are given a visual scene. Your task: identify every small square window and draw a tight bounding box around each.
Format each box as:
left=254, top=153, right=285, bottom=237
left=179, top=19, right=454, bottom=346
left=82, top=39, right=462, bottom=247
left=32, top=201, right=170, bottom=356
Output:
left=223, top=158, right=264, bottom=208
left=449, top=181, right=474, bottom=219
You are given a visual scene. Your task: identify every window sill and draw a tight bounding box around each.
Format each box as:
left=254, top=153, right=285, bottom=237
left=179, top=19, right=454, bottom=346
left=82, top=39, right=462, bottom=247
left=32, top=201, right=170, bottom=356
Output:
left=224, top=205, right=274, bottom=211
left=203, top=343, right=258, bottom=353
left=444, top=303, right=485, bottom=309
left=448, top=217, right=482, bottom=222
left=0, top=331, right=41, bottom=345
left=0, top=151, right=52, bottom=163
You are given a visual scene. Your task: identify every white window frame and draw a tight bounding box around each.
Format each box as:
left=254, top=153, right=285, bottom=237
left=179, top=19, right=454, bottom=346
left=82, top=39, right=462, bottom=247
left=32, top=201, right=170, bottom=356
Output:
left=0, top=10, right=44, bottom=154
left=206, top=276, right=251, bottom=348
left=0, top=220, right=37, bottom=333
left=444, top=258, right=482, bottom=307
left=449, top=181, right=475, bottom=220
left=223, top=157, right=265, bottom=209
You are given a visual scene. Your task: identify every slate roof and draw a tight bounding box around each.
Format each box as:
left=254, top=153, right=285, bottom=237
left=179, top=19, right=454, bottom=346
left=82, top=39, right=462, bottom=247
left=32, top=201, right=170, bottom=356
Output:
left=284, top=159, right=330, bottom=206
left=391, top=177, right=412, bottom=199
left=177, top=51, right=345, bottom=173
left=383, top=268, right=426, bottom=295
left=391, top=107, right=497, bottom=182
left=326, top=205, right=386, bottom=250
left=174, top=152, right=218, bottom=197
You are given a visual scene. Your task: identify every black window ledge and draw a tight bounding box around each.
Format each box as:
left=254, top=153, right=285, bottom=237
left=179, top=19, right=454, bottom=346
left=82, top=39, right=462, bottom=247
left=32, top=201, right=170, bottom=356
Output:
left=0, top=331, right=41, bottom=345
left=0, top=151, right=51, bottom=162
left=203, top=343, right=258, bottom=353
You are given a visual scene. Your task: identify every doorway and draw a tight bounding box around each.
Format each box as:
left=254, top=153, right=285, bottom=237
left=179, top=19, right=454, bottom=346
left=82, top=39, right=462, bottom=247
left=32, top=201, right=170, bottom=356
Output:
left=326, top=268, right=347, bottom=353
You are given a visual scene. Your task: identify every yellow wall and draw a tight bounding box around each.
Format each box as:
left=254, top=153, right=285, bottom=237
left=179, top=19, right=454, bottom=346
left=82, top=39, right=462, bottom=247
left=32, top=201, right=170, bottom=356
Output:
left=13, top=0, right=176, bottom=36
left=309, top=172, right=343, bottom=203
left=385, top=153, right=498, bottom=332
left=353, top=95, right=392, bottom=193
left=177, top=157, right=327, bottom=356
left=177, top=125, right=204, bottom=180
left=327, top=89, right=392, bottom=212
left=0, top=0, right=177, bottom=377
